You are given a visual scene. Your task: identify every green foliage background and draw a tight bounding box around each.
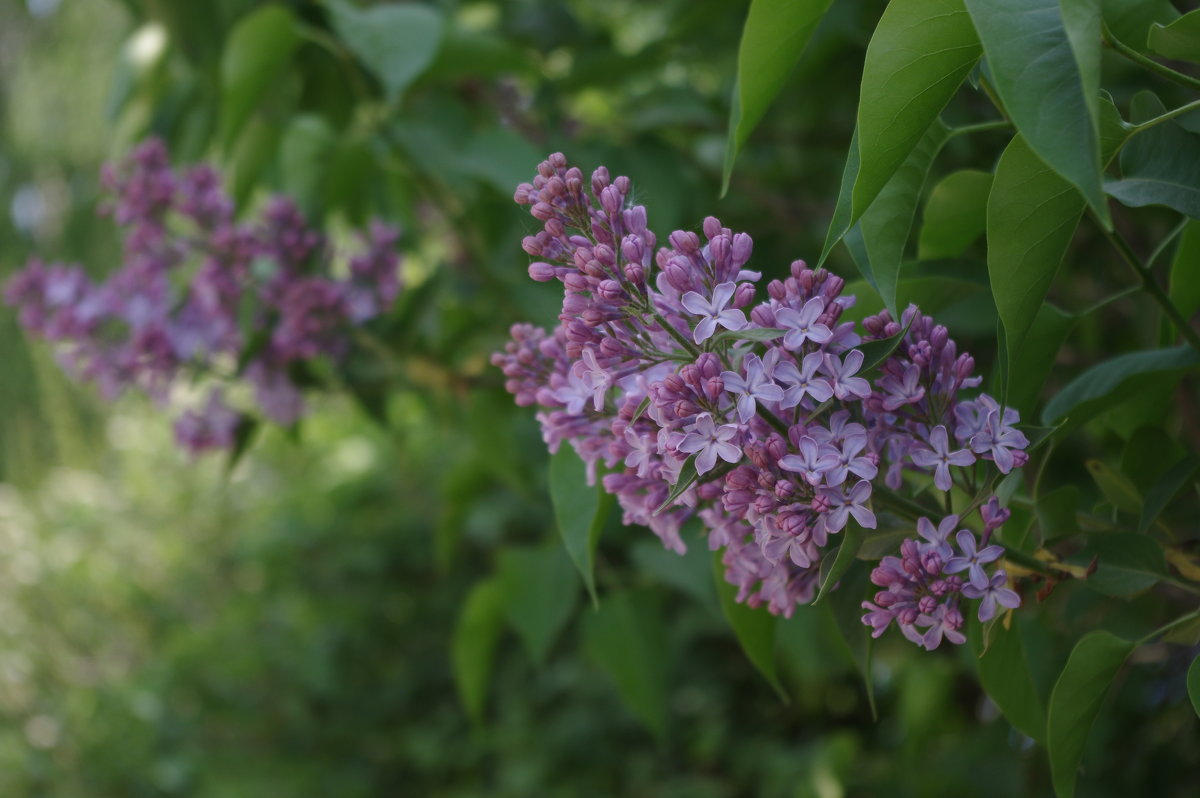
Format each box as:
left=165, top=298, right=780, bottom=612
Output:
left=0, top=0, right=1198, bottom=795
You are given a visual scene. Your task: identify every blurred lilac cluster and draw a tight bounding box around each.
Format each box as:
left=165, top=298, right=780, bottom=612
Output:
left=5, top=139, right=401, bottom=454
left=493, top=153, right=1029, bottom=649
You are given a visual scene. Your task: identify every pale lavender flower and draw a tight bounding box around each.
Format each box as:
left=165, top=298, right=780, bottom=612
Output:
left=819, top=479, right=876, bottom=533
left=623, top=427, right=655, bottom=478
left=578, top=347, right=612, bottom=411
left=917, top=604, right=966, bottom=650
left=945, top=529, right=1004, bottom=589
left=779, top=436, right=830, bottom=486
left=821, top=349, right=871, bottom=400
left=722, top=353, right=784, bottom=422
left=680, top=282, right=748, bottom=343
left=916, top=514, right=959, bottom=560
left=774, top=351, right=833, bottom=408
left=776, top=296, right=832, bottom=350
left=962, top=570, right=1020, bottom=621
left=816, top=435, right=878, bottom=486
left=677, top=412, right=742, bottom=473
left=878, top=363, right=925, bottom=411
left=970, top=408, right=1030, bottom=473
left=910, top=425, right=975, bottom=491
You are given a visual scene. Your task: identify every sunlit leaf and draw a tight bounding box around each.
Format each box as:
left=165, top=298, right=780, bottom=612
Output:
left=1147, top=9, right=1200, bottom=62
left=918, top=169, right=993, bottom=260
left=1107, top=118, right=1200, bottom=219
left=325, top=0, right=444, bottom=104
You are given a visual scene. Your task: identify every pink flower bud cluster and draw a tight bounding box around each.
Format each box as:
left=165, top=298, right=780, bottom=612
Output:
left=6, top=139, right=402, bottom=455
left=493, top=153, right=1028, bottom=647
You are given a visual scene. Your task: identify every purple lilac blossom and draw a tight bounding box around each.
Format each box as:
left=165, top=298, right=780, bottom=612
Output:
left=493, top=152, right=1027, bottom=640
left=5, top=139, right=402, bottom=455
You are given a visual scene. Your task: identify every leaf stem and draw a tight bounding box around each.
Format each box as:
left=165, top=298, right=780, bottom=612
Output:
left=1137, top=606, right=1200, bottom=646
left=1092, top=215, right=1200, bottom=353
left=1102, top=22, right=1200, bottom=92
left=947, top=119, right=1012, bottom=139
left=1130, top=98, right=1200, bottom=135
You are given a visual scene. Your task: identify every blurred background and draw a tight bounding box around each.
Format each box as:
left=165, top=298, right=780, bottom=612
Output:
left=0, top=1, right=1196, bottom=795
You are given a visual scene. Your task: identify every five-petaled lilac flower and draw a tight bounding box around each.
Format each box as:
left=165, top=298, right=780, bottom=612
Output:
left=821, top=349, right=871, bottom=400
left=946, top=529, right=1004, bottom=589
left=577, top=347, right=611, bottom=411
left=909, top=425, right=975, bottom=491
left=969, top=408, right=1030, bottom=473
left=775, top=296, right=832, bottom=350
left=551, top=368, right=597, bottom=415
left=623, top=427, right=655, bottom=478
left=722, top=353, right=784, bottom=423
left=774, top=351, right=833, bottom=409
left=779, top=436, right=830, bottom=486
left=817, top=435, right=878, bottom=486
left=878, top=363, right=925, bottom=411
left=680, top=281, right=747, bottom=343
left=677, top=412, right=742, bottom=474
left=962, top=570, right=1020, bottom=621
left=819, top=479, right=877, bottom=533
left=916, top=514, right=958, bottom=560
left=916, top=604, right=966, bottom=650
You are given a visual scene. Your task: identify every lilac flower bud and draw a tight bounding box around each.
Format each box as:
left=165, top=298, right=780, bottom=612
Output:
left=750, top=305, right=776, bottom=328
left=774, top=480, right=795, bottom=500
left=591, top=166, right=610, bottom=194
left=563, top=272, right=589, bottom=293
left=697, top=353, right=722, bottom=380
left=766, top=437, right=787, bottom=463
left=613, top=175, right=631, bottom=194
left=754, top=494, right=776, bottom=516
left=922, top=551, right=943, bottom=575
left=709, top=235, right=730, bottom=268
left=665, top=261, right=692, bottom=292
left=810, top=494, right=831, bottom=514
left=662, top=374, right=686, bottom=394
left=562, top=293, right=588, bottom=315
left=624, top=263, right=645, bottom=286
left=621, top=235, right=644, bottom=264
left=918, top=595, right=938, bottom=614
left=726, top=467, right=756, bottom=490
left=767, top=280, right=787, bottom=302
left=597, top=280, right=624, bottom=302
left=522, top=236, right=542, bottom=256
left=703, top=216, right=722, bottom=240
left=528, top=261, right=557, bottom=281
left=823, top=274, right=844, bottom=299
left=600, top=185, right=623, bottom=217
left=930, top=324, right=949, bottom=352
left=679, top=364, right=701, bottom=389
left=565, top=174, right=583, bottom=196
left=669, top=230, right=700, bottom=254
left=955, top=354, right=975, bottom=381
left=531, top=202, right=555, bottom=221
left=875, top=590, right=898, bottom=607
left=543, top=176, right=565, bottom=198
left=733, top=282, right=756, bottom=309
left=780, top=513, right=807, bottom=536
left=731, top=233, right=753, bottom=266
left=898, top=607, right=920, bottom=625
left=545, top=218, right=565, bottom=238
left=513, top=183, right=533, bottom=204
left=581, top=308, right=608, bottom=327
left=593, top=244, right=615, bottom=266
left=704, top=376, right=725, bottom=403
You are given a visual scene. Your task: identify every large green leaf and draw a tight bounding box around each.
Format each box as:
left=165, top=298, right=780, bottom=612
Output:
left=721, top=0, right=834, bottom=193
left=1106, top=119, right=1200, bottom=219
left=988, top=135, right=1085, bottom=372
left=826, top=558, right=876, bottom=716
left=849, top=0, right=980, bottom=224
left=1167, top=221, right=1200, bottom=324
left=582, top=589, right=669, bottom=738
left=970, top=615, right=1046, bottom=741
left=1047, top=631, right=1135, bottom=798
left=1077, top=532, right=1166, bottom=596
left=218, top=4, right=301, bottom=151
left=1041, top=345, right=1200, bottom=425
left=451, top=578, right=505, bottom=725
left=549, top=446, right=610, bottom=606
left=1188, top=654, right=1200, bottom=719
left=1147, top=9, right=1200, bottom=62
left=711, top=550, right=784, bottom=698
left=1139, top=455, right=1200, bottom=532
left=279, top=114, right=336, bottom=217
left=498, top=546, right=579, bottom=665
left=820, top=126, right=860, bottom=265
left=844, top=121, right=949, bottom=316
left=813, top=522, right=865, bottom=604
left=1007, top=303, right=1076, bottom=416
left=1102, top=0, right=1180, bottom=52
left=632, top=530, right=720, bottom=616
left=918, top=169, right=993, bottom=260
left=965, top=0, right=1106, bottom=223
left=325, top=0, right=444, bottom=104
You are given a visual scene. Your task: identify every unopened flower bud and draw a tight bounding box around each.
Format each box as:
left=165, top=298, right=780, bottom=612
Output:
left=528, top=261, right=556, bottom=281
left=733, top=282, right=756, bottom=309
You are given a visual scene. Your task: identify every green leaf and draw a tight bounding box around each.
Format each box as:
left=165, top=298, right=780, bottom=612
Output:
left=1047, top=631, right=1135, bottom=798
left=632, top=533, right=720, bottom=617
left=549, top=447, right=610, bottom=606
left=820, top=126, right=860, bottom=266
left=722, top=0, right=835, bottom=193
left=1167, top=221, right=1200, bottom=324
left=1139, top=455, right=1200, bottom=532
left=1106, top=119, right=1200, bottom=218
left=988, top=134, right=1086, bottom=372
left=424, top=27, right=533, bottom=82
left=451, top=578, right=505, bottom=725
left=1037, top=485, right=1082, bottom=542
left=918, top=169, right=993, bottom=260
left=1041, top=345, right=1200, bottom=426
left=845, top=121, right=950, bottom=316
left=1147, top=9, right=1200, bottom=62
left=1102, top=0, right=1180, bottom=53
left=850, top=0, right=980, bottom=223
left=219, top=4, right=301, bottom=152
left=325, top=0, right=444, bottom=104
left=1077, top=532, right=1167, bottom=596
left=711, top=549, right=785, bottom=698
left=814, top=522, right=865, bottom=604
left=1007, top=303, right=1076, bottom=416
left=970, top=614, right=1046, bottom=742
left=1085, top=459, right=1142, bottom=515
left=498, top=546, right=579, bottom=665
left=826, top=558, right=876, bottom=717
left=965, top=0, right=1107, bottom=223
left=655, top=457, right=700, bottom=515
left=461, top=127, right=542, bottom=196
left=279, top=114, right=336, bottom=218
left=582, top=589, right=669, bottom=738
left=1188, top=655, right=1200, bottom=719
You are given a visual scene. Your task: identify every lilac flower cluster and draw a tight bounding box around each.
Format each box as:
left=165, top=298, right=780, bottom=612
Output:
left=5, top=139, right=401, bottom=454
left=493, top=153, right=1030, bottom=648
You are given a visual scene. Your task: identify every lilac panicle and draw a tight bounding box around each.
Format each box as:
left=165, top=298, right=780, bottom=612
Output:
left=5, top=138, right=403, bottom=455
left=493, top=152, right=1027, bottom=642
